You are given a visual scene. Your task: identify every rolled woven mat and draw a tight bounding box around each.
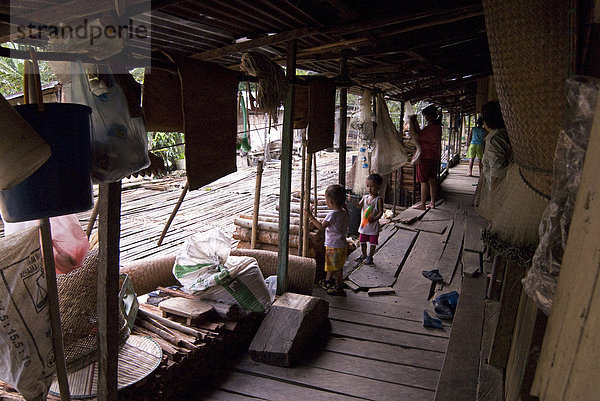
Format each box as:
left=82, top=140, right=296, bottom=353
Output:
left=231, top=249, right=316, bottom=295
left=483, top=0, right=569, bottom=198
left=57, top=248, right=129, bottom=371
left=120, top=254, right=179, bottom=296
left=477, top=163, right=549, bottom=258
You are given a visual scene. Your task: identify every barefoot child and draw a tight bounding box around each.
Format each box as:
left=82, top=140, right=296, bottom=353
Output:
left=350, top=173, right=384, bottom=265
left=305, top=184, right=349, bottom=296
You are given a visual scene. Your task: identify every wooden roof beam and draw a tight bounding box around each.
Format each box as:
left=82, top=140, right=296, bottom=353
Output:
left=190, top=26, right=315, bottom=61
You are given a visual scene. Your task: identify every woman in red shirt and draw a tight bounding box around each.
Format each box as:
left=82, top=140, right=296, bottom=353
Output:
left=409, top=104, right=442, bottom=209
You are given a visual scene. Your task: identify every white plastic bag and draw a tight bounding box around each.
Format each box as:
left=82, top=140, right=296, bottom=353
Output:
left=0, top=227, right=55, bottom=401
left=173, top=229, right=272, bottom=312
left=70, top=60, right=149, bottom=182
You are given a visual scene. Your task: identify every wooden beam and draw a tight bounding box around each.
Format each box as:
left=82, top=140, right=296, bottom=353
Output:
left=97, top=182, right=122, bottom=401
left=277, top=40, right=296, bottom=295
left=191, top=27, right=314, bottom=61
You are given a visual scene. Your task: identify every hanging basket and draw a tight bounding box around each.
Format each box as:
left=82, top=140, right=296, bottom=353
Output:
left=483, top=0, right=569, bottom=198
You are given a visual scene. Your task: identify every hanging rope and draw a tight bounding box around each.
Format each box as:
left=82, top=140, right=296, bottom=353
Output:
left=240, top=51, right=288, bottom=121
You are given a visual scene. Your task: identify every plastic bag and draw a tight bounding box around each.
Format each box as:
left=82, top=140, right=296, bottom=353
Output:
left=2, top=214, right=89, bottom=275
left=522, top=76, right=599, bottom=315
left=173, top=229, right=272, bottom=312
left=71, top=60, right=149, bottom=183
left=49, top=215, right=90, bottom=274
left=0, top=227, right=55, bottom=400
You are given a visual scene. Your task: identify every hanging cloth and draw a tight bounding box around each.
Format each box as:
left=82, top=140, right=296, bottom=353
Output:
left=176, top=57, right=239, bottom=190
left=370, top=93, right=408, bottom=175
left=307, top=78, right=336, bottom=154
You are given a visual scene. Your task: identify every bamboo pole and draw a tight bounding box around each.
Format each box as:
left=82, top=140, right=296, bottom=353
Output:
left=298, top=130, right=306, bottom=256
left=85, top=200, right=99, bottom=238
left=157, top=181, right=189, bottom=246
left=40, top=219, right=71, bottom=401
left=302, top=151, right=312, bottom=257
left=338, top=54, right=348, bottom=186
left=251, top=159, right=264, bottom=249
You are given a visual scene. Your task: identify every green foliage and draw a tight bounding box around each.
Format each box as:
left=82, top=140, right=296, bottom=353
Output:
left=148, top=132, right=185, bottom=172
left=0, top=43, right=57, bottom=97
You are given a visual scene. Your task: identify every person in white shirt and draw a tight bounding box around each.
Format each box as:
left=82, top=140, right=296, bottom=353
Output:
left=349, top=173, right=384, bottom=265
left=305, top=184, right=349, bottom=296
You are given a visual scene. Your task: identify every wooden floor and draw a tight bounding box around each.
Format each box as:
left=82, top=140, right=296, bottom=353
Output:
left=203, top=163, right=484, bottom=401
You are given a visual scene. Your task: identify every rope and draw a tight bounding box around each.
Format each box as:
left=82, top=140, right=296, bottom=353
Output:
left=240, top=52, right=288, bottom=120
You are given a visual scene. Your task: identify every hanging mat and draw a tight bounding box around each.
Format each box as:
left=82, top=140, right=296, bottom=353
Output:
left=371, top=93, right=409, bottom=176
left=307, top=78, right=336, bottom=154
left=176, top=57, right=239, bottom=190
left=142, top=67, right=183, bottom=132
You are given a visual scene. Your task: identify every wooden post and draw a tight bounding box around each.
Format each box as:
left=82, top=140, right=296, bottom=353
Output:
left=40, top=219, right=71, bottom=401
left=338, top=54, right=348, bottom=186
left=157, top=181, right=189, bottom=246
left=97, top=181, right=121, bottom=401
left=302, top=151, right=312, bottom=257
left=251, top=160, right=264, bottom=249
left=277, top=39, right=297, bottom=295
left=298, top=130, right=306, bottom=255
left=313, top=154, right=318, bottom=215
left=392, top=170, right=398, bottom=215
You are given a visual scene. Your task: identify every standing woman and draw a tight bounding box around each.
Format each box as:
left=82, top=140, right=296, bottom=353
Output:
left=410, top=104, right=442, bottom=210
left=466, top=117, right=486, bottom=176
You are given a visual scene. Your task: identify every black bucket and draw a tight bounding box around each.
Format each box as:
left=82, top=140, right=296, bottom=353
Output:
left=0, top=104, right=93, bottom=222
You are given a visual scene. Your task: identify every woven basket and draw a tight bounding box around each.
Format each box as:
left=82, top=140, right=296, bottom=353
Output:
left=57, top=248, right=129, bottom=371
left=483, top=0, right=569, bottom=198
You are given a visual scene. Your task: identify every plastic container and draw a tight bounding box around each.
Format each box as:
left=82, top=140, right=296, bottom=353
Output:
left=0, top=103, right=93, bottom=222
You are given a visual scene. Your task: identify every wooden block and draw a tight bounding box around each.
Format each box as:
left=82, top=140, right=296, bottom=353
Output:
left=249, top=293, right=329, bottom=367
left=367, top=287, right=396, bottom=296
left=343, top=279, right=361, bottom=292
left=159, top=297, right=214, bottom=326
left=464, top=213, right=485, bottom=253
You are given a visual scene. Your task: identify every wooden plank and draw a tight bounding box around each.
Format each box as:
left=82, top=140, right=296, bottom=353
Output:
left=328, top=306, right=450, bottom=338
left=436, top=213, right=465, bottom=285
left=504, top=291, right=546, bottom=401
left=330, top=320, right=447, bottom=353
left=349, top=265, right=395, bottom=289
left=478, top=300, right=504, bottom=401
left=414, top=219, right=449, bottom=234
left=217, top=371, right=360, bottom=400
left=97, top=181, right=121, bottom=401
left=343, top=279, right=360, bottom=292
left=532, top=88, right=600, bottom=401
left=440, top=219, right=454, bottom=243
left=434, top=274, right=486, bottom=401
left=249, top=293, right=329, bottom=366
left=203, top=389, right=264, bottom=400
left=342, top=224, right=397, bottom=278
left=367, top=287, right=396, bottom=296
left=392, top=207, right=429, bottom=224
left=393, top=232, right=446, bottom=309
left=462, top=250, right=482, bottom=277
left=235, top=357, right=435, bottom=401
left=488, top=261, right=525, bottom=368
left=325, top=336, right=445, bottom=371
left=158, top=297, right=214, bottom=326
left=315, top=287, right=439, bottom=323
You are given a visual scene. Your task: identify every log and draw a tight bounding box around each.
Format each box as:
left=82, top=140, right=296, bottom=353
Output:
left=249, top=293, right=329, bottom=367
left=239, top=214, right=301, bottom=226
left=233, top=226, right=301, bottom=248
left=235, top=241, right=303, bottom=256
left=234, top=217, right=300, bottom=235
